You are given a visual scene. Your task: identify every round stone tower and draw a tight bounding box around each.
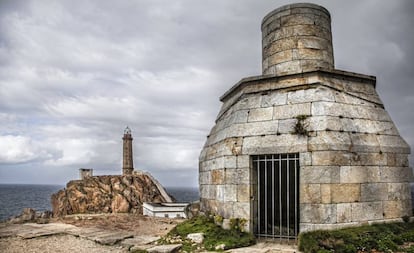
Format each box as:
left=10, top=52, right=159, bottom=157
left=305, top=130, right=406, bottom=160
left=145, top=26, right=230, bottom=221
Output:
left=262, top=3, right=334, bottom=75
left=199, top=2, right=412, bottom=239
left=122, top=126, right=134, bottom=175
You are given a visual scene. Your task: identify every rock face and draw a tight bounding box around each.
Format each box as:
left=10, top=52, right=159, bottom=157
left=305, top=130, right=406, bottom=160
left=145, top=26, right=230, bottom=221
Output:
left=51, top=172, right=173, bottom=217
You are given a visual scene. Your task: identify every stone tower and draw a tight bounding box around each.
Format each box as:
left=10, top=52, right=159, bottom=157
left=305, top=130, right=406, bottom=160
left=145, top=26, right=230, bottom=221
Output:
left=122, top=126, right=134, bottom=175
left=79, top=168, right=93, bottom=180
left=199, top=3, right=412, bottom=239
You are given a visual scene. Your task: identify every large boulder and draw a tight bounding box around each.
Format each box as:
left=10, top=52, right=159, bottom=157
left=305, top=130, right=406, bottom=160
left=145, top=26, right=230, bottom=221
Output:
left=51, top=172, right=173, bottom=217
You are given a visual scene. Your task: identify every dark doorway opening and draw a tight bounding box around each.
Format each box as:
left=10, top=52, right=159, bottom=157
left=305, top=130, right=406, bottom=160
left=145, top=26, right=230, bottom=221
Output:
left=252, top=153, right=300, bottom=240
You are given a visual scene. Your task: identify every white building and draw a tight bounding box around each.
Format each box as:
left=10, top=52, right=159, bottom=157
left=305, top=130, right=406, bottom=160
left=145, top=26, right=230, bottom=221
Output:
left=143, top=203, right=189, bottom=218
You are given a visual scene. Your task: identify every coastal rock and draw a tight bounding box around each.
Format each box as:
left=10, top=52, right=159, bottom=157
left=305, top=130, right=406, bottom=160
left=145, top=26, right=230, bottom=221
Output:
left=51, top=172, right=173, bottom=217
left=7, top=208, right=52, bottom=224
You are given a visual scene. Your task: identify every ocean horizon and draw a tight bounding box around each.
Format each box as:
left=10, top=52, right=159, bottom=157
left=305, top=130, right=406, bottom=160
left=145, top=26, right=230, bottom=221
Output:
left=0, top=184, right=199, bottom=221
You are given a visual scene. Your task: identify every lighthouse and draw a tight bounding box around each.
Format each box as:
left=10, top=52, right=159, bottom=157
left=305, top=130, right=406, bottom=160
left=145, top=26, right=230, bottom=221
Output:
left=122, top=126, right=134, bottom=175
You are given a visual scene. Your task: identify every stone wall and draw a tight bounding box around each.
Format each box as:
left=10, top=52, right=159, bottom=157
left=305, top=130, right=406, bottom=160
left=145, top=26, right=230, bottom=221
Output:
left=199, top=2, right=412, bottom=234
left=199, top=70, right=412, bottom=232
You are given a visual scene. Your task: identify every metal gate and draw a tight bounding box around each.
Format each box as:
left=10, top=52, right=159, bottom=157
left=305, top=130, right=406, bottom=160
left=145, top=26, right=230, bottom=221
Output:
left=252, top=154, right=299, bottom=240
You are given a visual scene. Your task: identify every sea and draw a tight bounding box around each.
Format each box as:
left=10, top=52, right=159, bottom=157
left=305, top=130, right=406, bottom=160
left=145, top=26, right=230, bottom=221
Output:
left=0, top=184, right=199, bottom=221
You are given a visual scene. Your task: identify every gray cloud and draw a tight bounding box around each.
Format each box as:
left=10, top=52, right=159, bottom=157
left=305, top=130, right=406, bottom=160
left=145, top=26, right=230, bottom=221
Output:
left=0, top=0, right=413, bottom=187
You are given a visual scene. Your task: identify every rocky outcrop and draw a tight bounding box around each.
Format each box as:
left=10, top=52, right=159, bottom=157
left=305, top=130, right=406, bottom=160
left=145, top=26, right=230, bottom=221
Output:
left=7, top=208, right=52, bottom=224
left=51, top=172, right=173, bottom=217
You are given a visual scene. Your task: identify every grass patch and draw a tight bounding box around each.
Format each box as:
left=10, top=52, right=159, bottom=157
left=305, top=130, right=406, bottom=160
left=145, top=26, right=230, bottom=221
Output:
left=160, top=215, right=255, bottom=252
left=299, top=222, right=414, bottom=253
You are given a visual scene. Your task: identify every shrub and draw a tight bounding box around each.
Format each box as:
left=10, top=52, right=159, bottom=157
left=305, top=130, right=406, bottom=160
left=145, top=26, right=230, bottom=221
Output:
left=163, top=215, right=255, bottom=251
left=299, top=222, right=414, bottom=253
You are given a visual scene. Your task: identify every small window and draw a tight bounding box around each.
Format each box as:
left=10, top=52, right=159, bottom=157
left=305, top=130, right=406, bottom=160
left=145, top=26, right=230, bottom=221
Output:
left=164, top=214, right=169, bottom=218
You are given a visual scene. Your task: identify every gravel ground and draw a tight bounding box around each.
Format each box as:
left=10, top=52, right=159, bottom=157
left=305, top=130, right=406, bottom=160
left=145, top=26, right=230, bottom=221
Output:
left=0, top=214, right=183, bottom=253
left=0, top=234, right=128, bottom=253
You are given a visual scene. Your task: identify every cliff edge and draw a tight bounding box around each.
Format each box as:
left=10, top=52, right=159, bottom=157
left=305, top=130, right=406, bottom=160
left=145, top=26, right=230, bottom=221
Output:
left=51, top=172, right=173, bottom=217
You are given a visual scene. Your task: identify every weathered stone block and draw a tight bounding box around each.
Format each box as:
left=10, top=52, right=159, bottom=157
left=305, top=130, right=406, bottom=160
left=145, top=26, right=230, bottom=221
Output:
left=312, top=101, right=372, bottom=119
left=261, top=91, right=287, bottom=107
left=300, top=152, right=312, bottom=166
left=351, top=202, right=383, bottom=221
left=312, top=151, right=351, bottom=166
left=381, top=167, right=413, bottom=183
left=307, top=115, right=341, bottom=132
left=232, top=202, right=250, bottom=220
left=229, top=110, right=249, bottom=124
left=377, top=135, right=411, bottom=154
left=211, top=169, right=224, bottom=184
left=342, top=119, right=398, bottom=136
left=287, top=86, right=335, bottom=104
left=300, top=184, right=321, bottom=203
left=248, top=107, right=273, bottom=122
left=222, top=137, right=243, bottom=156
left=320, top=184, right=331, bottom=203
left=269, top=50, right=293, bottom=65
left=224, top=185, right=237, bottom=202
left=277, top=118, right=296, bottom=134
left=224, top=156, right=237, bottom=169
left=199, top=172, right=211, bottom=185
left=233, top=95, right=262, bottom=111
left=237, top=185, right=250, bottom=202
left=337, top=203, right=352, bottom=223
left=365, top=107, right=393, bottom=122
left=218, top=202, right=234, bottom=218
left=227, top=121, right=278, bottom=137
left=385, top=153, right=408, bottom=167
left=237, top=155, right=250, bottom=168
left=237, top=168, right=250, bottom=185
left=330, top=184, right=360, bottom=203
left=280, top=13, right=324, bottom=26
left=351, top=152, right=387, bottom=166
left=334, top=92, right=376, bottom=106
left=202, top=185, right=217, bottom=200
left=388, top=183, right=411, bottom=201
left=360, top=183, right=388, bottom=202
left=205, top=130, right=227, bottom=146
left=243, top=134, right=308, bottom=154
left=308, top=131, right=351, bottom=151
left=299, top=223, right=315, bottom=233
left=383, top=200, right=412, bottom=219
left=340, top=166, right=380, bottom=183
left=349, top=133, right=381, bottom=153
left=300, top=204, right=336, bottom=223
left=216, top=185, right=224, bottom=201
left=301, top=166, right=340, bottom=184
left=274, top=103, right=311, bottom=119
left=224, top=168, right=238, bottom=185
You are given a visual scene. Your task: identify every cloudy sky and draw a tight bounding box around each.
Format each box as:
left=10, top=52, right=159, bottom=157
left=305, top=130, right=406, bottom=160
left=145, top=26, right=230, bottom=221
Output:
left=0, top=0, right=413, bottom=187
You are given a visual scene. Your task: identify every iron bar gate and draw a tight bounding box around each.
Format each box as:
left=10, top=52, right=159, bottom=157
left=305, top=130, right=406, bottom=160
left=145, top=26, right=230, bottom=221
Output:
left=252, top=154, right=300, bottom=240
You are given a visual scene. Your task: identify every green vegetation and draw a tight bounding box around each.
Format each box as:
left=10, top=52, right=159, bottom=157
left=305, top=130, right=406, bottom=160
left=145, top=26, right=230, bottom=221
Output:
left=299, top=222, right=414, bottom=253
left=293, top=114, right=310, bottom=136
left=160, top=215, right=256, bottom=252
